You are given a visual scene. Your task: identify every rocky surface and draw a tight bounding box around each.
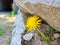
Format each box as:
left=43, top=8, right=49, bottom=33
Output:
left=21, top=0, right=60, bottom=7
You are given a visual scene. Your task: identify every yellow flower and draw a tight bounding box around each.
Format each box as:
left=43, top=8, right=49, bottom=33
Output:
left=25, top=15, right=51, bottom=42
left=25, top=15, right=42, bottom=31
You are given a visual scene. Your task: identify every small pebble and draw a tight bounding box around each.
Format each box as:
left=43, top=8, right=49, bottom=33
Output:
left=23, top=33, right=33, bottom=41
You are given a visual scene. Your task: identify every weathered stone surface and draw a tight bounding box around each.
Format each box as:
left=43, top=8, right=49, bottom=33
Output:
left=16, top=0, right=60, bottom=7
left=15, top=0, right=60, bottom=32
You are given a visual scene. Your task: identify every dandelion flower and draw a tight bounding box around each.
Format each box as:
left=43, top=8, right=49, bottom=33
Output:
left=25, top=15, right=42, bottom=31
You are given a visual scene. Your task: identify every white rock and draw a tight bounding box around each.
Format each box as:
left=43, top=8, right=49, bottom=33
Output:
left=10, top=9, right=26, bottom=45
left=23, top=33, right=33, bottom=41
left=10, top=35, right=22, bottom=45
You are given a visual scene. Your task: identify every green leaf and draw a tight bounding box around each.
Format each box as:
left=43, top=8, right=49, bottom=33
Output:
left=47, top=27, right=57, bottom=34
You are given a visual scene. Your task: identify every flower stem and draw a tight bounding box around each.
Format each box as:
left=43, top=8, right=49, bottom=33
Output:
left=36, top=28, right=51, bottom=42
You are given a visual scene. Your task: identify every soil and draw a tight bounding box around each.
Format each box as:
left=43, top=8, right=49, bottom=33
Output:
left=0, top=15, right=15, bottom=45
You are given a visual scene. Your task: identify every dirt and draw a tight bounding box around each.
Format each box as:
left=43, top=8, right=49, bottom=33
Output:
left=0, top=15, right=15, bottom=45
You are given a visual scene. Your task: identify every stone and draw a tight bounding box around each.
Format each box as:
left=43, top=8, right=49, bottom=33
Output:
left=53, top=33, right=60, bottom=39
left=21, top=0, right=60, bottom=7
left=23, top=33, right=33, bottom=41
left=10, top=10, right=26, bottom=45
